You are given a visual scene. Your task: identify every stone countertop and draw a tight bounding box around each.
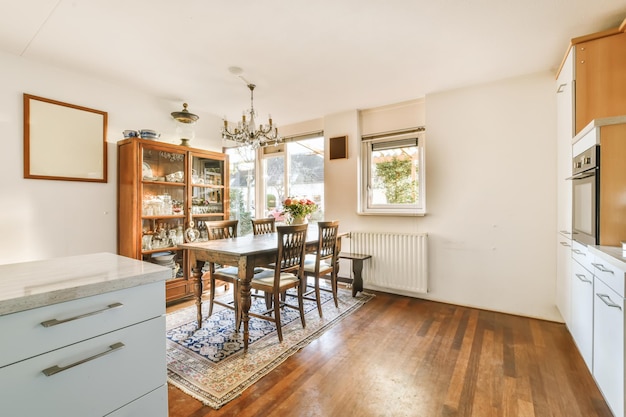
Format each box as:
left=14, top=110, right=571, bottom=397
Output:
left=0, top=252, right=170, bottom=316
left=588, top=245, right=626, bottom=271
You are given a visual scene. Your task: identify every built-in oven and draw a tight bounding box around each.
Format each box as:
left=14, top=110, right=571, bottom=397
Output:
left=569, top=145, right=599, bottom=245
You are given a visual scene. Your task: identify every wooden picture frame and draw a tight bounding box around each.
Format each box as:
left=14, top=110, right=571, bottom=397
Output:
left=24, top=94, right=108, bottom=182
left=329, top=135, right=348, bottom=160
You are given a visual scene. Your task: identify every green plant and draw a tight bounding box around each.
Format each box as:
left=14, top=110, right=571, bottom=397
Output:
left=374, top=156, right=418, bottom=203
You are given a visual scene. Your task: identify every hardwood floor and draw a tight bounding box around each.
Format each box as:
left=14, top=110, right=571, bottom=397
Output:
left=167, top=291, right=613, bottom=417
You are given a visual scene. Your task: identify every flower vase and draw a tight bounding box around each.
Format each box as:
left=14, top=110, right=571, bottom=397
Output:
left=291, top=216, right=307, bottom=225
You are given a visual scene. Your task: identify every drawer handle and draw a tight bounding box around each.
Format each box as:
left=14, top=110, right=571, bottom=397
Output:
left=42, top=342, right=125, bottom=377
left=560, top=241, right=571, bottom=247
left=575, top=273, right=592, bottom=284
left=572, top=249, right=585, bottom=255
left=596, top=293, right=622, bottom=310
left=40, top=302, right=123, bottom=327
left=591, top=263, right=614, bottom=274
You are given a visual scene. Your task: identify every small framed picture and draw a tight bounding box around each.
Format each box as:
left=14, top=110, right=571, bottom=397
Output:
left=329, top=135, right=348, bottom=160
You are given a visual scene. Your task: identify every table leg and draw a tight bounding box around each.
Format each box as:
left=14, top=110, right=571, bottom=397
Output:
left=239, top=258, right=254, bottom=351
left=351, top=259, right=364, bottom=297
left=191, top=261, right=205, bottom=328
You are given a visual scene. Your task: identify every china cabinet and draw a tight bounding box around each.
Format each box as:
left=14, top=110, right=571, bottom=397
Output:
left=117, top=138, right=230, bottom=302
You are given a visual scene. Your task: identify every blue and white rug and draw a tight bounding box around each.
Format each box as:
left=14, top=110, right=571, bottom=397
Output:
left=166, top=287, right=374, bottom=409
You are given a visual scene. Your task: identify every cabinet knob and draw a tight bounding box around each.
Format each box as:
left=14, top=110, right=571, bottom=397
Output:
left=580, top=60, right=585, bottom=64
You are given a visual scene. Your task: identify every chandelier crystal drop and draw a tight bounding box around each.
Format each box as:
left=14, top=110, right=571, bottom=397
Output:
left=221, top=83, right=282, bottom=149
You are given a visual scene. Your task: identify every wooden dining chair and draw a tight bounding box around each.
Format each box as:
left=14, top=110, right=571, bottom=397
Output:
left=302, top=221, right=340, bottom=317
left=205, top=220, right=241, bottom=325
left=251, top=217, right=276, bottom=235
left=248, top=224, right=308, bottom=342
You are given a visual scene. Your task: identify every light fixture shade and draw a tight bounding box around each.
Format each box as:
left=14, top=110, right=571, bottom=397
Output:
left=171, top=103, right=199, bottom=124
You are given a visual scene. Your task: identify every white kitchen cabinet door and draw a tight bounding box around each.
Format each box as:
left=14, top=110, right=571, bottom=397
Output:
left=570, top=259, right=594, bottom=370
left=556, top=46, right=574, bottom=235
left=556, top=234, right=572, bottom=325
left=593, top=277, right=624, bottom=417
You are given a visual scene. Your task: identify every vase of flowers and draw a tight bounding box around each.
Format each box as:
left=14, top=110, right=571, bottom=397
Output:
left=282, top=197, right=317, bottom=224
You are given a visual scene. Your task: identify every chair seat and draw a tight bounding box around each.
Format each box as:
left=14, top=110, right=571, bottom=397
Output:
left=252, top=268, right=300, bottom=288
left=214, top=266, right=239, bottom=279
left=303, top=257, right=333, bottom=273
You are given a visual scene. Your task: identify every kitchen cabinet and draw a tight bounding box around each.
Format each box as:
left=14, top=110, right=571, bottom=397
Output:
left=570, top=241, right=594, bottom=370
left=556, top=233, right=572, bottom=325
left=117, top=137, right=230, bottom=302
left=599, top=122, right=626, bottom=247
left=575, top=30, right=626, bottom=134
left=589, top=245, right=626, bottom=417
left=0, top=252, right=170, bottom=417
left=555, top=46, right=574, bottom=324
left=571, top=118, right=626, bottom=247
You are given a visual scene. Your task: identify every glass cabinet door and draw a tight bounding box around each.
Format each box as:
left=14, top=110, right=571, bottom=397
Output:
left=190, top=154, right=225, bottom=240
left=140, top=146, right=187, bottom=278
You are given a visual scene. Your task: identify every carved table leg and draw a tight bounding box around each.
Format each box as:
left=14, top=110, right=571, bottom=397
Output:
left=239, top=258, right=254, bottom=351
left=191, top=261, right=205, bottom=328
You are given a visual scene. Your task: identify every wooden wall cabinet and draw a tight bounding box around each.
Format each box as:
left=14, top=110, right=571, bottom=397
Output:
left=572, top=25, right=626, bottom=134
left=117, top=138, right=229, bottom=302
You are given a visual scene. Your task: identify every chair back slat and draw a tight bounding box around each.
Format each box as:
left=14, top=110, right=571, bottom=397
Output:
left=251, top=218, right=276, bottom=235
left=276, top=224, right=308, bottom=275
left=206, top=220, right=238, bottom=240
left=317, top=221, right=339, bottom=260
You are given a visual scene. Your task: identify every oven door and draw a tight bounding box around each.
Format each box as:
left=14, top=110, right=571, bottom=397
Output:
left=571, top=168, right=598, bottom=245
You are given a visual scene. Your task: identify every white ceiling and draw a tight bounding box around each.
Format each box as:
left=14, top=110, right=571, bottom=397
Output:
left=2, top=1, right=625, bottom=126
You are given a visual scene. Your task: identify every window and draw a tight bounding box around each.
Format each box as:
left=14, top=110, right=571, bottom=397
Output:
left=226, top=132, right=324, bottom=234
left=262, top=134, right=325, bottom=224
left=226, top=146, right=256, bottom=235
left=360, top=128, right=425, bottom=216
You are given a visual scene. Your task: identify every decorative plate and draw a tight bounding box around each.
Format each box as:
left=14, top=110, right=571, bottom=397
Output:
left=142, top=162, right=153, bottom=178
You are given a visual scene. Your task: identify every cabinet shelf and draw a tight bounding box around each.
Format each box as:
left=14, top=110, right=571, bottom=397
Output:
left=191, top=183, right=225, bottom=189
left=191, top=213, right=225, bottom=218
left=141, top=214, right=186, bottom=220
left=142, top=180, right=186, bottom=187
left=141, top=247, right=181, bottom=255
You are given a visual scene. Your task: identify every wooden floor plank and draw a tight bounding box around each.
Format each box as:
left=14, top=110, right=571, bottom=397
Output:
left=167, top=291, right=614, bottom=417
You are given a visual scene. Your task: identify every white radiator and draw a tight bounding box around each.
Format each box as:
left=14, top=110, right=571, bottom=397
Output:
left=347, top=232, right=428, bottom=294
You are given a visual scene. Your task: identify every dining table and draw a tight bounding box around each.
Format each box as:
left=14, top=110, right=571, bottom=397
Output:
left=179, top=225, right=344, bottom=351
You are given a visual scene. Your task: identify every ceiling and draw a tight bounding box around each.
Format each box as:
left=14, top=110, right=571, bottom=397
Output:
left=2, top=1, right=625, bottom=126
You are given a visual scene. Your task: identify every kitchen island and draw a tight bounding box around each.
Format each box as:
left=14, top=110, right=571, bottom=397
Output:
left=0, top=252, right=170, bottom=417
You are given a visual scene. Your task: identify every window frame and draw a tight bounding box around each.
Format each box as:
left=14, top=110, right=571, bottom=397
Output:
left=359, top=128, right=426, bottom=216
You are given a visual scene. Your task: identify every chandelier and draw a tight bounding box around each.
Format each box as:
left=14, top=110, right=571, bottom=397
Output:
left=222, top=83, right=282, bottom=149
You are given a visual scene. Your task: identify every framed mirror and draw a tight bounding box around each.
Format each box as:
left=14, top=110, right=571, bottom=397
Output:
left=24, top=94, right=108, bottom=182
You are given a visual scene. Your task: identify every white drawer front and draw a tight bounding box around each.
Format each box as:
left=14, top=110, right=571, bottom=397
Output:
left=572, top=241, right=593, bottom=273
left=570, top=260, right=594, bottom=370
left=0, top=315, right=166, bottom=417
left=107, top=384, right=168, bottom=417
left=0, top=281, right=164, bottom=368
left=593, top=278, right=625, bottom=417
left=592, top=257, right=626, bottom=298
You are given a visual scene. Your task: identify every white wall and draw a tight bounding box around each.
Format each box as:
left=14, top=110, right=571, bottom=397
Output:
left=323, top=72, right=560, bottom=321
left=0, top=51, right=223, bottom=264
left=1, top=50, right=560, bottom=322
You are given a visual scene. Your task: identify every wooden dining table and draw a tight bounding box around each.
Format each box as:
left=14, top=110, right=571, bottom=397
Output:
left=179, top=226, right=343, bottom=350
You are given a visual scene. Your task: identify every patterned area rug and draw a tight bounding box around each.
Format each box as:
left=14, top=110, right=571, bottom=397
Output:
left=166, top=288, right=373, bottom=409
